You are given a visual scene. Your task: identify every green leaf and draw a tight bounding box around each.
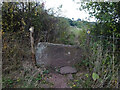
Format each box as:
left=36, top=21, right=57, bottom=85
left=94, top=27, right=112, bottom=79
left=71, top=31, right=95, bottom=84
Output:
left=92, top=72, right=99, bottom=81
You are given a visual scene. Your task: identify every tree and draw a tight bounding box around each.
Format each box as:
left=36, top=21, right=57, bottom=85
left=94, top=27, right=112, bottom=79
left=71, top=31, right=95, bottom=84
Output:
left=80, top=2, right=120, bottom=38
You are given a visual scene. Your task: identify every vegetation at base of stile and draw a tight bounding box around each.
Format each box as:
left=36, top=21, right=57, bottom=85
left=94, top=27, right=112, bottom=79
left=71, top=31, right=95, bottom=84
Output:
left=2, top=68, right=52, bottom=88
left=2, top=2, right=119, bottom=88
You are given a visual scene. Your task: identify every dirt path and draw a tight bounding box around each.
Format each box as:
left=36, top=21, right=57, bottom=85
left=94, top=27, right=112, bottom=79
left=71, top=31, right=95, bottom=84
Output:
left=3, top=60, right=88, bottom=88
left=44, top=73, right=69, bottom=88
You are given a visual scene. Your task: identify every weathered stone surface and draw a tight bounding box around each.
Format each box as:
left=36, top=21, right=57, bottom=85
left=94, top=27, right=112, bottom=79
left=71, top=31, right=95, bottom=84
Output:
left=60, top=66, right=77, bottom=74
left=36, top=42, right=83, bottom=68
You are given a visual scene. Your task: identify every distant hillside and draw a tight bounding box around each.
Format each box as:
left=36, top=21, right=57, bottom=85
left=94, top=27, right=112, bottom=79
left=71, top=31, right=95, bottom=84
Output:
left=58, top=17, right=96, bottom=30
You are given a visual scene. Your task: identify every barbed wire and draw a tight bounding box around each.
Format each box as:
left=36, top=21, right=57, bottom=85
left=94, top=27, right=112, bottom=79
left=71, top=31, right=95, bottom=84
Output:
left=89, top=35, right=120, bottom=40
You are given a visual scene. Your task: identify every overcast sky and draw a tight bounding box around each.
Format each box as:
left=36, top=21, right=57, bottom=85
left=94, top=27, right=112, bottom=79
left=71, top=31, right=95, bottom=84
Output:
left=40, top=0, right=96, bottom=22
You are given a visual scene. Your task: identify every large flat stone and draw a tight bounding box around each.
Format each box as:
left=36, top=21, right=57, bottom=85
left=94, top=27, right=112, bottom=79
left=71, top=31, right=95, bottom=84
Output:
left=60, top=66, right=77, bottom=74
left=36, top=42, right=83, bottom=68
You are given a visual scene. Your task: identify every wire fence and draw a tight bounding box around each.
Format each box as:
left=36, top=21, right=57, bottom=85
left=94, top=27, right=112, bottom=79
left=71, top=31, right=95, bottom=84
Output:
left=83, top=34, right=120, bottom=88
left=85, top=34, right=120, bottom=69
left=86, top=34, right=120, bottom=53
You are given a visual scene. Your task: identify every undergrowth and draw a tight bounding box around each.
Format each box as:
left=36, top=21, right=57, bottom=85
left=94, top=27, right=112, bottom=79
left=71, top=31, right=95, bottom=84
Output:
left=75, top=36, right=119, bottom=88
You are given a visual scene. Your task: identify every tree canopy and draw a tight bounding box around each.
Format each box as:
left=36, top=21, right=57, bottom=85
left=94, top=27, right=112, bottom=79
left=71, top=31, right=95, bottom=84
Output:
left=80, top=2, right=120, bottom=37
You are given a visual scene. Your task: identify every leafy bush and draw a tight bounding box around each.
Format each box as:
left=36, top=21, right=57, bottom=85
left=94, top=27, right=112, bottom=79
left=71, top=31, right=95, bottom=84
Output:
left=78, top=37, right=118, bottom=88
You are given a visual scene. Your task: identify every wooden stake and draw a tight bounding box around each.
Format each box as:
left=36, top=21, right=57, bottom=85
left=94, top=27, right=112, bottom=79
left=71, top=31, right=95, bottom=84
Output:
left=29, top=27, right=36, bottom=66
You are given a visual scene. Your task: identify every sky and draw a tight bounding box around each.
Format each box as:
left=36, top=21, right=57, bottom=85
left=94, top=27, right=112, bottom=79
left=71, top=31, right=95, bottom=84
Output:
left=40, top=0, right=96, bottom=22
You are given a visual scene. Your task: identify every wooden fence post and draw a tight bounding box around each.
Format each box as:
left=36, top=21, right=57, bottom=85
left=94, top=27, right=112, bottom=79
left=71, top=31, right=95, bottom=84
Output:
left=86, top=29, right=90, bottom=47
left=29, top=27, right=36, bottom=66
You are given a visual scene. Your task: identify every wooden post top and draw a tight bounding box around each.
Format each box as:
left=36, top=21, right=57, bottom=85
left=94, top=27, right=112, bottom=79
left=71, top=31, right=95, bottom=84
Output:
left=29, top=26, right=34, bottom=33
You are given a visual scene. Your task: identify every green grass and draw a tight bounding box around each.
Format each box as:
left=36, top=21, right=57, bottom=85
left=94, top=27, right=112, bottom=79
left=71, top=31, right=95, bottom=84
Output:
left=69, top=26, right=82, bottom=36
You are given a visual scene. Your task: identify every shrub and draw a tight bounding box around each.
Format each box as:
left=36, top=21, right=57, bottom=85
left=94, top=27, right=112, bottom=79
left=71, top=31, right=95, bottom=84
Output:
left=79, top=37, right=118, bottom=88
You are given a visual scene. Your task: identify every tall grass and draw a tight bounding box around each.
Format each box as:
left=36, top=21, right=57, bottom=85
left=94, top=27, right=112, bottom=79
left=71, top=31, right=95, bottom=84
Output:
left=78, top=33, right=119, bottom=88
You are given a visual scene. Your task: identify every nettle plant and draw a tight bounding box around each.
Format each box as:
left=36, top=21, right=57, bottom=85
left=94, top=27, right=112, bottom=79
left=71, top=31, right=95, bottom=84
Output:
left=85, top=40, right=118, bottom=88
